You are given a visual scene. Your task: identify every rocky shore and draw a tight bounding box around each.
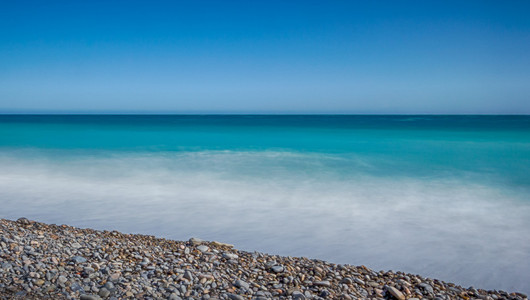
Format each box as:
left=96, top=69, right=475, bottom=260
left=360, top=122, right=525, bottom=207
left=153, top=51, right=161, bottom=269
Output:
left=0, top=218, right=526, bottom=300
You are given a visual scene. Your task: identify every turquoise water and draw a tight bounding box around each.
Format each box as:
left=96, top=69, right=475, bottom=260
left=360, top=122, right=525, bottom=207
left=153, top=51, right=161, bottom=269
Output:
left=1, top=115, right=529, bottom=293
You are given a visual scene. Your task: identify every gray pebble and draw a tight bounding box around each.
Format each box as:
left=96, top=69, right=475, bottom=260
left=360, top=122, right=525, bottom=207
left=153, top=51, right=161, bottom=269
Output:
left=71, top=255, right=87, bottom=264
left=227, top=294, right=244, bottom=300
left=234, top=279, right=250, bottom=289
left=80, top=295, right=101, bottom=300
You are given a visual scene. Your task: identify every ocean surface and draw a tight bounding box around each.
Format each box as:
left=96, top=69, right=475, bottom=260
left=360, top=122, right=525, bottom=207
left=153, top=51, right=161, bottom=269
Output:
left=1, top=115, right=529, bottom=293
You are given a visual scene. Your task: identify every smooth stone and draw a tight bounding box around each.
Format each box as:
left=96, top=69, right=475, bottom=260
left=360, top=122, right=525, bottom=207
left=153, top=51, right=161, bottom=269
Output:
left=57, top=276, right=68, bottom=284
left=17, top=217, right=30, bottom=225
left=313, top=280, right=331, bottom=287
left=35, top=279, right=45, bottom=286
left=211, top=241, right=234, bottom=248
left=271, top=265, right=284, bottom=273
left=104, top=282, right=115, bottom=290
left=45, top=284, right=56, bottom=292
left=223, top=253, right=239, bottom=260
left=109, top=273, right=121, bottom=282
left=197, top=245, right=209, bottom=252
left=340, top=278, right=352, bottom=284
left=320, top=289, right=330, bottom=298
left=99, top=287, right=111, bottom=298
left=227, top=294, right=244, bottom=300
left=80, top=295, right=102, bottom=300
left=354, top=278, right=365, bottom=285
left=418, top=283, right=434, bottom=294
left=71, top=282, right=85, bottom=292
left=184, top=270, right=193, bottom=281
left=71, top=256, right=87, bottom=264
left=292, top=291, right=306, bottom=300
left=234, top=279, right=250, bottom=290
left=386, top=286, right=405, bottom=300
left=189, top=238, right=205, bottom=245
left=71, top=242, right=82, bottom=248
left=169, top=293, right=183, bottom=300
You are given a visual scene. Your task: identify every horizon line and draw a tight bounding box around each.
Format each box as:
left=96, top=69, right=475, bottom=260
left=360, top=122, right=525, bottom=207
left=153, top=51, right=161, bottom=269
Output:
left=0, top=112, right=529, bottom=116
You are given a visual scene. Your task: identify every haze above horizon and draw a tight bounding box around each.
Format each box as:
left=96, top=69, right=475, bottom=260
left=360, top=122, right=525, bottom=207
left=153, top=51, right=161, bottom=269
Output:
left=1, top=1, right=529, bottom=114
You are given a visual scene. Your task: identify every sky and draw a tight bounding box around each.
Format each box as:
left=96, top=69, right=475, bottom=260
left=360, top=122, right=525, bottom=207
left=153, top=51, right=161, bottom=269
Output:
left=0, top=0, right=529, bottom=114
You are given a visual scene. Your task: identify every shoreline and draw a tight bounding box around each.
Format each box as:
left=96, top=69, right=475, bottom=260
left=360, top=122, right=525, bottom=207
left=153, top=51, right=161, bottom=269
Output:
left=0, top=218, right=527, bottom=300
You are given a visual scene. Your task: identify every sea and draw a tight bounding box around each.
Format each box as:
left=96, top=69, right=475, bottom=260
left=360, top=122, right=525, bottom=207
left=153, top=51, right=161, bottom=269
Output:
left=1, top=115, right=529, bottom=293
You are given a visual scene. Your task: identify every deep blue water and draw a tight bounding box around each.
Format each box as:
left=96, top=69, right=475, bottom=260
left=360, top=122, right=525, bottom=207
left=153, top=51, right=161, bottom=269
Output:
left=1, top=115, right=529, bottom=293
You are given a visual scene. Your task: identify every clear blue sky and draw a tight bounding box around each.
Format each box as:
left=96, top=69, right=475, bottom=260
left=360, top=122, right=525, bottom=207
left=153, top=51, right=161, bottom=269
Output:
left=1, top=0, right=529, bottom=114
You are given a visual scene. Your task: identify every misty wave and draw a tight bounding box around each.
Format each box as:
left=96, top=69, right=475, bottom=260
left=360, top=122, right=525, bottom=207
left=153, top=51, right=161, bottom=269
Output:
left=0, top=150, right=529, bottom=293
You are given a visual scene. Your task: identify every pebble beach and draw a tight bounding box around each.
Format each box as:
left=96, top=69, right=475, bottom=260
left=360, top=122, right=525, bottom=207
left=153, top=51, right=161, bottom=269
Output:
left=0, top=218, right=527, bottom=300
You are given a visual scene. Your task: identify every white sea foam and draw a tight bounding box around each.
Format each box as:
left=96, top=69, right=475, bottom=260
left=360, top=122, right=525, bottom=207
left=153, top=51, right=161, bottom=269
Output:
left=0, top=150, right=529, bottom=293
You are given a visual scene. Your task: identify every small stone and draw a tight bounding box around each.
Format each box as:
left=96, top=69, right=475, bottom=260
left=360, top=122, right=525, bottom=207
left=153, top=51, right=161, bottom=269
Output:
left=211, top=241, right=234, bottom=248
left=184, top=270, right=193, bottom=281
left=189, top=237, right=204, bottom=245
left=71, top=256, right=87, bottom=264
left=223, top=253, right=238, bottom=260
left=354, top=278, right=365, bottom=285
left=45, top=284, right=56, bottom=292
left=57, top=276, right=68, bottom=284
left=386, top=286, right=405, bottom=300
left=35, top=279, right=45, bottom=286
left=197, top=245, right=209, bottom=252
left=340, top=278, right=352, bottom=284
left=17, top=217, right=30, bottom=224
left=104, top=282, right=115, bottom=290
left=99, top=287, right=111, bottom=298
left=292, top=291, right=306, bottom=300
left=169, top=293, right=183, bottom=300
left=271, top=265, right=284, bottom=273
left=320, top=289, right=330, bottom=298
left=109, top=273, right=121, bottom=282
left=71, top=242, right=82, bottom=248
left=313, top=280, right=331, bottom=287
left=80, top=295, right=101, bottom=300
left=71, top=282, right=84, bottom=292
left=227, top=294, right=244, bottom=300
left=418, top=283, right=434, bottom=294
left=234, top=279, right=250, bottom=290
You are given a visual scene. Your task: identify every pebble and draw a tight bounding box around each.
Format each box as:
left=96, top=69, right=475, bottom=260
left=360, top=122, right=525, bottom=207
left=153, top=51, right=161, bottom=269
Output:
left=271, top=265, right=284, bottom=273
left=292, top=290, right=306, bottom=300
left=419, top=282, right=434, bottom=294
left=80, top=295, right=101, bottom=300
left=386, top=285, right=405, bottom=300
left=234, top=279, right=250, bottom=289
left=71, top=255, right=87, bottom=264
left=227, top=294, right=244, bottom=300
left=197, top=245, right=209, bottom=252
left=189, top=237, right=204, bottom=245
left=99, top=287, right=111, bottom=298
left=71, top=242, right=82, bottom=248
left=313, top=280, right=331, bottom=287
left=223, top=253, right=239, bottom=260
left=57, top=275, right=68, bottom=284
